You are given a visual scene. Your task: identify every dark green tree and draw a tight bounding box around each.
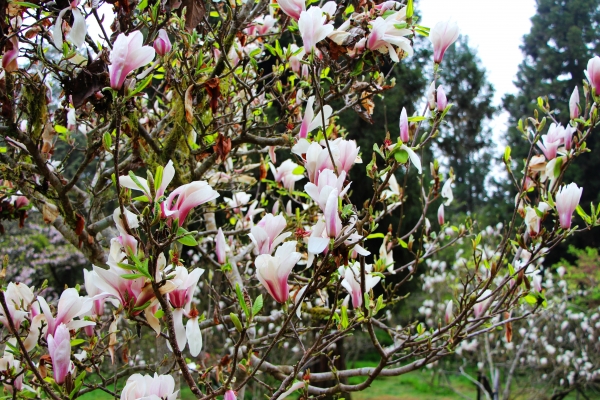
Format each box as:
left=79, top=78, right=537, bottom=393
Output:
left=503, top=0, right=600, bottom=257
left=437, top=35, right=496, bottom=215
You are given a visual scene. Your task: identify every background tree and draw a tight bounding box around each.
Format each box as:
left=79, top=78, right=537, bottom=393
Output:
left=437, top=35, right=496, bottom=216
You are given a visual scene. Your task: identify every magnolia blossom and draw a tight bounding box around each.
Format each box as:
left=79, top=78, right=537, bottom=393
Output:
left=298, top=6, right=334, bottom=55
left=379, top=235, right=394, bottom=273
left=586, top=56, right=600, bottom=95
left=109, top=31, right=156, bottom=90
left=524, top=202, right=550, bottom=237
left=169, top=267, right=204, bottom=357
left=324, top=188, right=342, bottom=239
left=363, top=10, right=413, bottom=62
left=269, top=159, right=304, bottom=191
left=119, top=160, right=175, bottom=203
left=255, top=241, right=301, bottom=303
left=47, top=324, right=72, bottom=384
left=473, top=289, right=492, bottom=318
left=2, top=36, right=18, bottom=72
left=163, top=181, right=220, bottom=226
left=445, top=300, right=453, bottom=324
left=38, top=288, right=94, bottom=338
left=248, top=213, right=291, bottom=254
left=248, top=15, right=277, bottom=36
left=381, top=172, right=401, bottom=199
left=339, top=262, right=381, bottom=309
left=0, top=282, right=35, bottom=332
left=121, top=373, right=178, bottom=400
left=278, top=0, right=305, bottom=20
left=215, top=228, right=227, bottom=264
left=537, top=123, right=566, bottom=160
left=113, top=207, right=139, bottom=254
left=399, top=107, right=409, bottom=143
left=438, top=204, right=445, bottom=225
left=299, top=96, right=332, bottom=139
left=287, top=44, right=307, bottom=77
left=555, top=183, right=583, bottom=229
left=302, top=142, right=335, bottom=184
left=305, top=169, right=349, bottom=211
left=224, top=192, right=252, bottom=212
left=429, top=19, right=459, bottom=64
left=0, top=342, right=23, bottom=392
left=426, top=81, right=436, bottom=110
left=153, top=29, right=172, bottom=56
left=437, top=85, right=447, bottom=111
left=332, top=138, right=361, bottom=174
left=570, top=87, right=580, bottom=120
left=224, top=390, right=237, bottom=400
left=442, top=177, right=454, bottom=206
left=53, top=0, right=87, bottom=49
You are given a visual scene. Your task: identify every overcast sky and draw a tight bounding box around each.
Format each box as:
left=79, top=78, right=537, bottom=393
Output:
left=420, top=0, right=537, bottom=104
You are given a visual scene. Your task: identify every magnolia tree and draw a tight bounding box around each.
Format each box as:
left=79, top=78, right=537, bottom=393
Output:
left=419, top=230, right=600, bottom=400
left=0, top=0, right=598, bottom=398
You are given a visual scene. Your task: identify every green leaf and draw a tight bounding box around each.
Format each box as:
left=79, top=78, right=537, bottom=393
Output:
left=236, top=283, right=250, bottom=319
left=344, top=4, right=354, bottom=14
left=120, top=273, right=146, bottom=280
left=524, top=294, right=537, bottom=305
left=11, top=1, right=39, bottom=8
left=209, top=10, right=219, bottom=17
left=340, top=306, right=349, bottom=329
left=178, top=234, right=198, bottom=246
left=292, top=165, right=305, bottom=175
left=54, top=125, right=67, bottom=134
left=154, top=165, right=163, bottom=193
left=394, top=149, right=409, bottom=164
left=408, top=116, right=426, bottom=122
left=252, top=295, right=263, bottom=316
left=575, top=204, right=590, bottom=224
left=372, top=143, right=385, bottom=159
left=154, top=309, right=165, bottom=319
left=406, top=0, right=413, bottom=18
left=350, top=60, right=364, bottom=77
left=366, top=233, right=384, bottom=239
left=504, top=146, right=511, bottom=162
left=132, top=195, right=150, bottom=202
left=103, top=131, right=112, bottom=150
left=137, top=0, right=148, bottom=9
left=70, top=339, right=85, bottom=347
left=230, top=313, right=243, bottom=332
left=127, top=73, right=153, bottom=98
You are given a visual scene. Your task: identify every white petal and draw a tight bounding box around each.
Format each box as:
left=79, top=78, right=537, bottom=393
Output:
left=186, top=318, right=203, bottom=357
left=69, top=8, right=87, bottom=48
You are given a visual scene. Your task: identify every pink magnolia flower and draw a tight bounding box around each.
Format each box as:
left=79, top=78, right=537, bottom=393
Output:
left=255, top=241, right=301, bottom=303
left=555, top=183, right=583, bottom=229
left=438, top=204, right=444, bottom=225
left=119, top=160, right=175, bottom=202
left=287, top=44, right=307, bottom=77
left=2, top=36, right=19, bottom=72
left=299, top=96, right=332, bottom=139
left=153, top=29, right=172, bottom=56
left=249, top=213, right=291, bottom=255
left=473, top=289, right=491, bottom=318
left=524, top=202, right=550, bottom=237
left=47, top=324, right=72, bottom=384
left=532, top=274, right=543, bottom=293
left=298, top=6, right=334, bottom=55
left=305, top=169, right=349, bottom=211
left=113, top=207, right=139, bottom=254
left=586, top=56, right=600, bottom=95
left=570, top=87, right=580, bottom=120
left=324, top=188, right=342, bottom=239
left=169, top=267, right=205, bottom=356
left=375, top=1, right=400, bottom=12
left=269, top=159, right=304, bottom=191
left=53, top=0, right=87, bottom=49
left=437, top=85, right=447, bottom=111
left=109, top=31, right=155, bottom=90
left=429, top=19, right=459, bottom=64
left=332, top=138, right=360, bottom=174
left=364, top=11, right=413, bottom=62
left=537, top=123, right=564, bottom=160
left=0, top=283, right=35, bottom=332
left=399, top=107, right=409, bottom=143
left=248, top=15, right=278, bottom=36
left=563, top=126, right=576, bottom=151
left=278, top=0, right=305, bottom=20
left=224, top=390, right=237, bottom=400
left=163, top=181, right=220, bottom=226
left=444, top=300, right=453, bottom=324
left=38, top=288, right=95, bottom=338
left=0, top=346, right=24, bottom=392
left=121, top=373, right=178, bottom=400
left=83, top=269, right=107, bottom=317
left=303, top=142, right=335, bottom=184
left=339, top=262, right=380, bottom=309
left=215, top=227, right=227, bottom=264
